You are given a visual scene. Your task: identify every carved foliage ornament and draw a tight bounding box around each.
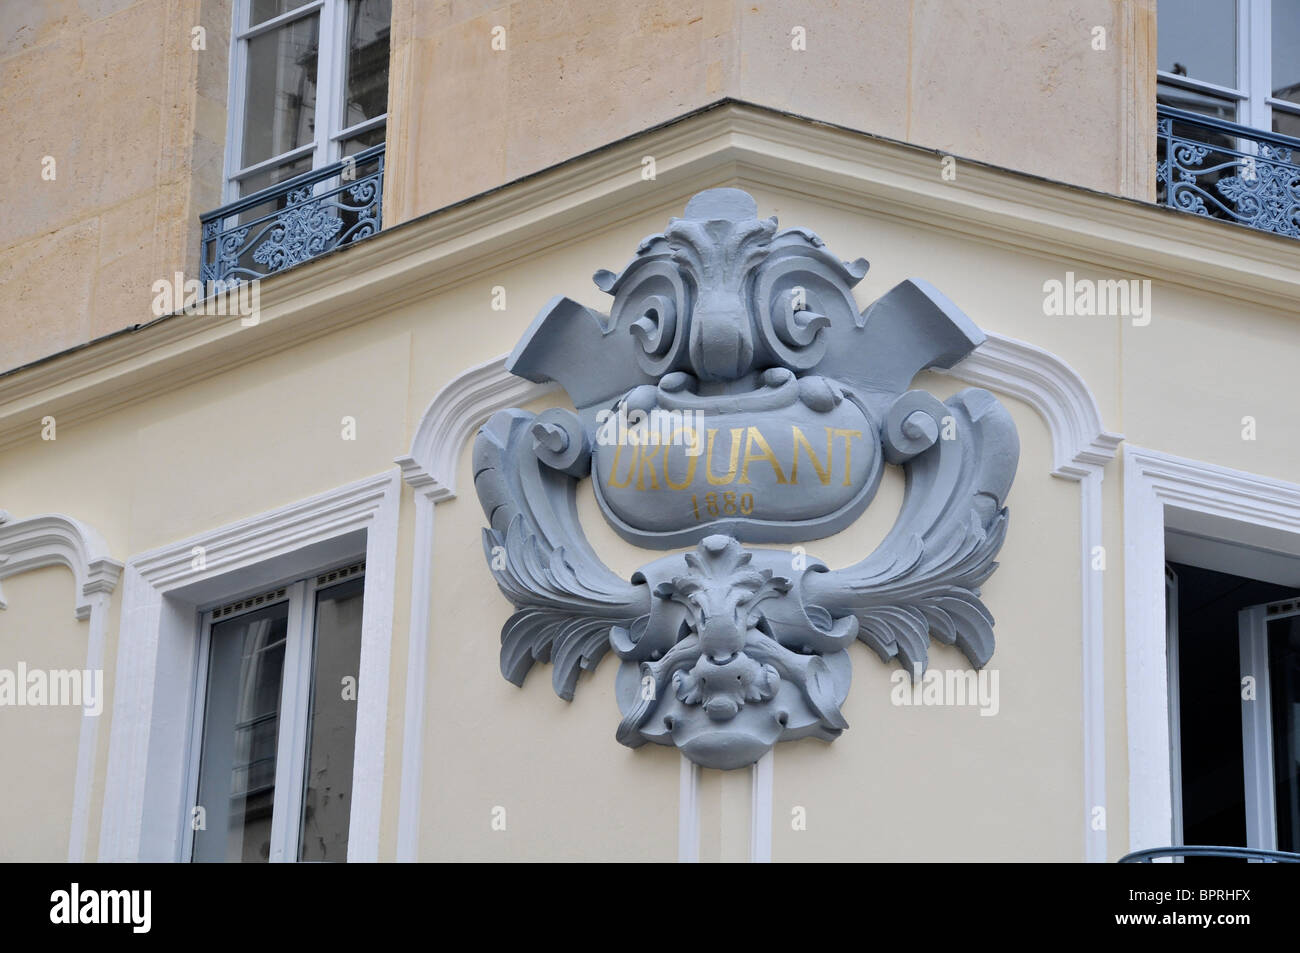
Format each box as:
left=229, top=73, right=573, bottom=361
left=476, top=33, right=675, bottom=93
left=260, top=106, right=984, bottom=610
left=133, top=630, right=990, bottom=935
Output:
left=473, top=189, right=1018, bottom=770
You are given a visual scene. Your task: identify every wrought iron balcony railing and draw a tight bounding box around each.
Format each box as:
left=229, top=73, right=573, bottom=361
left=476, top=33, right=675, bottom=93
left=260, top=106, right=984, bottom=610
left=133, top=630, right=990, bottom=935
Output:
left=200, top=144, right=384, bottom=284
left=1157, top=106, right=1300, bottom=239
left=1119, top=845, right=1300, bottom=863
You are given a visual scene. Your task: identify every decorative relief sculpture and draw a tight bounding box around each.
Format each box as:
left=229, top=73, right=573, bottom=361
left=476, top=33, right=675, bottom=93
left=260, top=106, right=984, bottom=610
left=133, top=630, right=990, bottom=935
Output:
left=473, top=188, right=1018, bottom=769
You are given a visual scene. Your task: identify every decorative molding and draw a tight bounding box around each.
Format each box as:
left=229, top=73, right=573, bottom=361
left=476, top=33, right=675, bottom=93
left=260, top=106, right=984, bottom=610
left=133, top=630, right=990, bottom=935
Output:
left=98, top=471, right=400, bottom=862
left=937, top=335, right=1122, bottom=480
left=394, top=490, right=434, bottom=863
left=394, top=361, right=558, bottom=861
left=1123, top=445, right=1300, bottom=855
left=396, top=357, right=558, bottom=502
left=750, top=750, right=773, bottom=863
left=472, top=189, right=1019, bottom=772
left=679, top=756, right=700, bottom=863
left=0, top=511, right=122, bottom=863
left=0, top=512, right=122, bottom=620
left=396, top=327, right=1118, bottom=860
left=941, top=335, right=1121, bottom=864
left=3, top=99, right=1297, bottom=452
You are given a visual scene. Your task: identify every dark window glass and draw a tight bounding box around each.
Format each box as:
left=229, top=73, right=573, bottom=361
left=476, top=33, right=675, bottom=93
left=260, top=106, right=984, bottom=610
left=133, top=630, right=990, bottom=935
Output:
left=192, top=602, right=289, bottom=863
left=298, top=577, right=365, bottom=862
left=1158, top=0, right=1238, bottom=87
left=234, top=153, right=314, bottom=225
left=342, top=0, right=391, bottom=131
left=1272, top=108, right=1300, bottom=139
left=250, top=0, right=313, bottom=28
left=1267, top=614, right=1300, bottom=852
left=241, top=14, right=320, bottom=168
left=1271, top=1, right=1300, bottom=105
left=1170, top=563, right=1299, bottom=859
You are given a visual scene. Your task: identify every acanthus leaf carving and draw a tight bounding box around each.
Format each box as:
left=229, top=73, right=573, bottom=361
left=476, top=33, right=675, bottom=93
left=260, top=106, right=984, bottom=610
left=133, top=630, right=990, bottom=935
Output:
left=473, top=188, right=1018, bottom=769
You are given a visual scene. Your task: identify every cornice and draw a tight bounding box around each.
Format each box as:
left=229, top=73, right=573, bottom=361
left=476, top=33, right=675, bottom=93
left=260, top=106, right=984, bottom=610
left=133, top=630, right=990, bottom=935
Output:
left=0, top=99, right=1292, bottom=451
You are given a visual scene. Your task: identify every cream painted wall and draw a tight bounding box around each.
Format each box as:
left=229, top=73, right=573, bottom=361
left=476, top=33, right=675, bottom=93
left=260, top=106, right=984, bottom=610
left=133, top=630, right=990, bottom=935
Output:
left=414, top=382, right=1068, bottom=861
left=417, top=392, right=680, bottom=861
left=1121, top=285, right=1300, bottom=484
left=0, top=566, right=88, bottom=861
left=389, top=187, right=1111, bottom=859
left=0, top=163, right=1295, bottom=859
left=769, top=383, right=1083, bottom=861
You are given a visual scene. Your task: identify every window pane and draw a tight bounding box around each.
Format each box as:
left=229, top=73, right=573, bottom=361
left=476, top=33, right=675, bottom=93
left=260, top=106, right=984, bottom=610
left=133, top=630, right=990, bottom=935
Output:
left=241, top=15, right=320, bottom=169
left=192, top=602, right=289, bottom=863
left=249, top=0, right=313, bottom=28
left=237, top=154, right=314, bottom=197
left=1272, top=1, right=1300, bottom=105
left=1157, top=0, right=1238, bottom=88
left=1268, top=614, right=1300, bottom=853
left=340, top=124, right=386, bottom=157
left=298, top=576, right=365, bottom=862
left=1272, top=107, right=1300, bottom=139
left=342, top=0, right=392, bottom=131
left=1158, top=81, right=1238, bottom=120
left=234, top=154, right=314, bottom=224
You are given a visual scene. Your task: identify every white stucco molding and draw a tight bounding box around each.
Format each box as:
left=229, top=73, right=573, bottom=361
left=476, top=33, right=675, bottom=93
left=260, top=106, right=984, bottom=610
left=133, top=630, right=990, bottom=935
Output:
left=98, top=471, right=400, bottom=863
left=0, top=511, right=123, bottom=863
left=392, top=359, right=556, bottom=860
left=5, top=101, right=1296, bottom=455
left=679, top=756, right=701, bottom=863
left=395, top=331, right=1122, bottom=862
left=750, top=750, right=773, bottom=863
left=0, top=511, right=122, bottom=619
left=936, top=335, right=1123, bottom=480
left=939, top=334, right=1122, bottom=864
left=1123, top=446, right=1300, bottom=855
left=396, top=357, right=559, bottom=502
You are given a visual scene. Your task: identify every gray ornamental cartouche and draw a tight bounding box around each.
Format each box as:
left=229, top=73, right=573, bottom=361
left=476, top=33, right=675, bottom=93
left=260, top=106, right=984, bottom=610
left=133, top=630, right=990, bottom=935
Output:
left=473, top=188, right=1018, bottom=770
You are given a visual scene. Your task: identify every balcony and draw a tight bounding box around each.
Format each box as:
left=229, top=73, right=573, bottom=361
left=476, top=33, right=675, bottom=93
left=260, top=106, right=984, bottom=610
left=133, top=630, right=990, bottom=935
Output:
left=1119, top=845, right=1300, bottom=863
left=1157, top=106, right=1300, bottom=240
left=200, top=144, right=384, bottom=284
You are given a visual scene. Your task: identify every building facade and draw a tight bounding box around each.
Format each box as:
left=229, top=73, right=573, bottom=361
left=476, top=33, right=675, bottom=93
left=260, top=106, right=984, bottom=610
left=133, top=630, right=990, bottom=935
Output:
left=1, top=0, right=1298, bottom=862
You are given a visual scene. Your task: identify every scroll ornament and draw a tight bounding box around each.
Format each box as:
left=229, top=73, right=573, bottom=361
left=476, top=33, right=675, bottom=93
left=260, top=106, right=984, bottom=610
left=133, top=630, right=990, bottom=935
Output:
left=474, top=189, right=1018, bottom=770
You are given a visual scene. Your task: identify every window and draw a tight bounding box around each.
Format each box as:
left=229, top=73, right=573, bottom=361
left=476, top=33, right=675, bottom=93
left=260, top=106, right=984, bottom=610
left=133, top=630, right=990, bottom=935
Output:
left=1166, top=554, right=1300, bottom=857
left=1157, top=0, right=1300, bottom=136
left=187, top=562, right=365, bottom=863
left=1155, top=0, right=1300, bottom=238
left=224, top=0, right=392, bottom=206
left=1239, top=598, right=1300, bottom=851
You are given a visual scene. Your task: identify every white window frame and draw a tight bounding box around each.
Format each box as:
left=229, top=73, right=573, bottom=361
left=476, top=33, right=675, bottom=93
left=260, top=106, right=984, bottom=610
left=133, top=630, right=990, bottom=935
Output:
left=222, top=0, right=389, bottom=204
left=1157, top=0, right=1300, bottom=132
left=1125, top=445, right=1300, bottom=854
left=1237, top=597, right=1300, bottom=851
left=99, top=472, right=399, bottom=862
left=1165, top=564, right=1184, bottom=853
left=181, top=561, right=364, bottom=863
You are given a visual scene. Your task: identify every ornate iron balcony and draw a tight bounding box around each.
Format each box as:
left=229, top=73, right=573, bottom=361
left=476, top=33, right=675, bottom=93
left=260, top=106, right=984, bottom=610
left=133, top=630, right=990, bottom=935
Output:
left=1157, top=106, right=1300, bottom=239
left=200, top=144, right=384, bottom=283
left=1119, top=845, right=1300, bottom=862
